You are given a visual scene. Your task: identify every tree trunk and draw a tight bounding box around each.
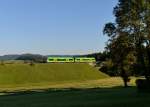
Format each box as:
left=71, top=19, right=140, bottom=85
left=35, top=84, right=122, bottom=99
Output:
left=136, top=43, right=147, bottom=78
left=123, top=78, right=128, bottom=87
left=120, top=63, right=128, bottom=87
left=146, top=46, right=150, bottom=81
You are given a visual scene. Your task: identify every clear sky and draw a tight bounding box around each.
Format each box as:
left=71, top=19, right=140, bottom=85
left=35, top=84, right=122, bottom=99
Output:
left=0, top=0, right=118, bottom=55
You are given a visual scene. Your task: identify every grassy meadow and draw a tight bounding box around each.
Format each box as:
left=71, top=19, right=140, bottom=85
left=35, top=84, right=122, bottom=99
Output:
left=0, top=86, right=150, bottom=107
left=0, top=63, right=149, bottom=107
left=0, top=63, right=108, bottom=90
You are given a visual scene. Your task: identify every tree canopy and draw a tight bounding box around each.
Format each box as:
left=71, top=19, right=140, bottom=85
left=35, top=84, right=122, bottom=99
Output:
left=103, top=0, right=150, bottom=87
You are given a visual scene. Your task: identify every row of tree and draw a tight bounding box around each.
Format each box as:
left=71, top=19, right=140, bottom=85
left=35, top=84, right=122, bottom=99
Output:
left=16, top=54, right=47, bottom=63
left=103, top=0, right=150, bottom=87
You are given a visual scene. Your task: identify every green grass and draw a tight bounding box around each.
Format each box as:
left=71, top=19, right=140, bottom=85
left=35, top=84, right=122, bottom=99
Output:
left=0, top=63, right=149, bottom=107
left=0, top=87, right=150, bottom=107
left=0, top=63, right=108, bottom=90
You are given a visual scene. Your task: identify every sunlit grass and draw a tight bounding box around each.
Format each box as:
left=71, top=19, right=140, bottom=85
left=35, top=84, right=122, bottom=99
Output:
left=0, top=63, right=108, bottom=91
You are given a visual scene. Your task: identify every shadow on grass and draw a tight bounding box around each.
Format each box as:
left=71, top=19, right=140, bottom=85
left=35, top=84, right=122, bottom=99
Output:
left=0, top=86, right=136, bottom=96
left=0, top=86, right=149, bottom=107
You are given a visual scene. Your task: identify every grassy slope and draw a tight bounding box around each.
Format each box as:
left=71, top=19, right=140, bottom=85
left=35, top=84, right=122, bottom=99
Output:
left=0, top=63, right=108, bottom=89
left=0, top=65, right=148, bottom=107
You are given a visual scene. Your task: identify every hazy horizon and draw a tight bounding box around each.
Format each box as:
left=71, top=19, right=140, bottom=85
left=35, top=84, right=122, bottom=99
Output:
left=0, top=50, right=99, bottom=56
left=0, top=0, right=117, bottom=55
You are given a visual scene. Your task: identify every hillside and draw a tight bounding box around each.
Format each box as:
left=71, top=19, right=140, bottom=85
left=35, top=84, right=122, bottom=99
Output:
left=0, top=55, right=20, bottom=60
left=0, top=63, right=108, bottom=89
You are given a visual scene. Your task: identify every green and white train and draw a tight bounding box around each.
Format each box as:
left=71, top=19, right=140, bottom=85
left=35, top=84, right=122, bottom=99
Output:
left=47, top=57, right=96, bottom=63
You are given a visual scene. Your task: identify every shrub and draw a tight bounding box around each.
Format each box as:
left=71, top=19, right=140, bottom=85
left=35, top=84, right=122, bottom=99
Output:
left=0, top=60, right=5, bottom=65
left=29, top=60, right=35, bottom=66
left=136, top=79, right=150, bottom=91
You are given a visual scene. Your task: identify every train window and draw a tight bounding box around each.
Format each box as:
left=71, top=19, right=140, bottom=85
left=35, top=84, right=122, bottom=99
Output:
left=57, top=59, right=66, bottom=61
left=49, top=59, right=54, bottom=61
left=69, top=59, right=73, bottom=61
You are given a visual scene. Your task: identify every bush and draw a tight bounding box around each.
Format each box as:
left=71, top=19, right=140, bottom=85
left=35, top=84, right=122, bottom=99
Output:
left=136, top=79, right=150, bottom=91
left=29, top=60, right=35, bottom=66
left=0, top=60, right=5, bottom=65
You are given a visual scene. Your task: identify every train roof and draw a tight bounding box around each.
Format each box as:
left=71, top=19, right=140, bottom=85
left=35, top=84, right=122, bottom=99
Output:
left=47, top=56, right=95, bottom=59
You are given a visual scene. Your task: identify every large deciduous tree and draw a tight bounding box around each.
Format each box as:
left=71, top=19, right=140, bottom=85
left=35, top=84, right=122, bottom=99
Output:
left=103, top=0, right=150, bottom=86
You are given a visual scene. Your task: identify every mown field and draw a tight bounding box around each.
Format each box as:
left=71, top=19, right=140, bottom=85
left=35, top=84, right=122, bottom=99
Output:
left=0, top=63, right=108, bottom=90
left=0, top=87, right=150, bottom=107
left=0, top=63, right=149, bottom=107
left=0, top=78, right=149, bottom=107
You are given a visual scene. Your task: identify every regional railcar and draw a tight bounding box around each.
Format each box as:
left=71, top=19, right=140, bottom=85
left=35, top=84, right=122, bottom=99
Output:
left=75, top=57, right=96, bottom=63
left=47, top=57, right=74, bottom=63
left=47, top=57, right=96, bottom=63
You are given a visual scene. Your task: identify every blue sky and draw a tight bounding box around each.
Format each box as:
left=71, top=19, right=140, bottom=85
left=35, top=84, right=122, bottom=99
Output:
left=0, top=0, right=117, bottom=55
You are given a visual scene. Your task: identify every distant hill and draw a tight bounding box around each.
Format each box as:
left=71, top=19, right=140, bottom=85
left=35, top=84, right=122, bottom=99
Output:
left=0, top=54, right=46, bottom=62
left=16, top=54, right=47, bottom=63
left=46, top=55, right=74, bottom=57
left=0, top=53, right=106, bottom=62
left=0, top=55, right=20, bottom=60
left=46, top=54, right=96, bottom=57
left=0, top=54, right=77, bottom=61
